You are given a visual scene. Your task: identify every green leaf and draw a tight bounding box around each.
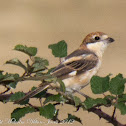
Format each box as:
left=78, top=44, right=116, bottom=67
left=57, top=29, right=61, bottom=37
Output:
left=44, top=94, right=66, bottom=104
left=2, top=73, right=19, bottom=81
left=95, top=98, right=107, bottom=105
left=32, top=57, right=49, bottom=72
left=63, top=114, right=82, bottom=124
left=118, top=94, right=126, bottom=102
left=104, top=95, right=116, bottom=100
left=39, top=103, right=57, bottom=119
left=14, top=44, right=37, bottom=56
left=83, top=98, right=95, bottom=109
left=0, top=73, right=19, bottom=88
left=9, top=81, right=18, bottom=89
left=91, top=75, right=110, bottom=94
left=48, top=40, right=67, bottom=58
left=31, top=86, right=47, bottom=98
left=109, top=74, right=126, bottom=95
left=0, top=71, right=5, bottom=80
left=104, top=95, right=116, bottom=105
left=9, top=92, right=29, bottom=104
left=11, top=107, right=35, bottom=121
left=72, top=96, right=81, bottom=106
left=0, top=70, right=3, bottom=75
left=57, top=79, right=66, bottom=93
left=83, top=98, right=107, bottom=109
left=32, top=63, right=46, bottom=72
left=115, top=102, right=126, bottom=115
left=6, top=58, right=26, bottom=70
left=34, top=57, right=49, bottom=66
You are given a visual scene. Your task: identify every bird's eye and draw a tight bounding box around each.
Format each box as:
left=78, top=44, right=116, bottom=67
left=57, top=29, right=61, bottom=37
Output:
left=95, top=36, right=100, bottom=40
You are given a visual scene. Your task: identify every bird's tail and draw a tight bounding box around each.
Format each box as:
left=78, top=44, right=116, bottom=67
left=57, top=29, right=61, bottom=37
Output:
left=14, top=84, right=50, bottom=104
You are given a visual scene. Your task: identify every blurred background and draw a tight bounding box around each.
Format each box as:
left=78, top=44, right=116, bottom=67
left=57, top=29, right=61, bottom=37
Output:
left=0, top=0, right=126, bottom=126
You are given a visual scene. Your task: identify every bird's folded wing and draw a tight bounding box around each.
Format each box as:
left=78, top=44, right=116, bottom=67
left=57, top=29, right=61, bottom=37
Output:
left=51, top=49, right=98, bottom=79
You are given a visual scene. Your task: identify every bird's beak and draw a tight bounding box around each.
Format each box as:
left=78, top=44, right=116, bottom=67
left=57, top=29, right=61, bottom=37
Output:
left=107, top=37, right=115, bottom=43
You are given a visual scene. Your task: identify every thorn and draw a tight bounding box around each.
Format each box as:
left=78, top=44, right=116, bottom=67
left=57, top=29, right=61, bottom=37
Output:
left=106, top=121, right=111, bottom=124
left=75, top=106, right=80, bottom=112
left=98, top=115, right=101, bottom=120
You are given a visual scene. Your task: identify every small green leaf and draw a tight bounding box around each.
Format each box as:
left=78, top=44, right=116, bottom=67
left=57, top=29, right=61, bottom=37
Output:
left=115, top=102, right=126, bottom=115
left=9, top=92, right=29, bottom=104
left=32, top=63, right=46, bottom=72
left=104, top=95, right=116, bottom=100
left=32, top=57, right=49, bottom=72
left=95, top=98, right=107, bottom=105
left=104, top=95, right=116, bottom=105
left=34, top=57, right=49, bottom=66
left=0, top=73, right=19, bottom=88
left=39, top=103, right=57, bottom=119
left=72, top=96, right=81, bottom=106
left=109, top=74, right=126, bottom=95
left=57, top=79, right=66, bottom=93
left=83, top=98, right=95, bottom=109
left=2, top=73, right=19, bottom=81
left=83, top=98, right=107, bottom=109
left=118, top=94, right=126, bottom=102
left=6, top=58, right=26, bottom=70
left=11, top=107, right=35, bottom=121
left=48, top=40, right=67, bottom=58
left=0, top=71, right=5, bottom=80
left=9, top=81, right=18, bottom=89
left=44, top=94, right=66, bottom=104
left=91, top=75, right=110, bottom=94
left=63, top=114, right=82, bottom=124
left=0, top=70, right=3, bottom=75
left=14, top=45, right=37, bottom=56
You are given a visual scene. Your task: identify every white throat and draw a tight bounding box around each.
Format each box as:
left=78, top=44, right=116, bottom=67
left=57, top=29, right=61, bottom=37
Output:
left=87, top=41, right=108, bottom=58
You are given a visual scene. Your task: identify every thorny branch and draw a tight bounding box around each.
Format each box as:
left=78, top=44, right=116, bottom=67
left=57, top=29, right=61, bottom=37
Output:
left=88, top=108, right=124, bottom=126
left=0, top=89, right=125, bottom=126
left=0, top=70, right=125, bottom=126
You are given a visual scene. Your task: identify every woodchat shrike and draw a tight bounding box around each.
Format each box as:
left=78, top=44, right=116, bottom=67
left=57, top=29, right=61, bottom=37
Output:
left=15, top=31, right=114, bottom=103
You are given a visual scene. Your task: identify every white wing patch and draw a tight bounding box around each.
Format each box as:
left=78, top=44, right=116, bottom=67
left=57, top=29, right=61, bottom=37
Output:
left=81, top=54, right=87, bottom=58
left=69, top=71, right=77, bottom=76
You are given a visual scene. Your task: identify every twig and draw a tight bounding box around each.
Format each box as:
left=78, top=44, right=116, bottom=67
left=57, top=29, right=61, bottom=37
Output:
left=112, top=107, right=116, bottom=120
left=0, top=93, right=13, bottom=101
left=0, top=87, right=125, bottom=125
left=0, top=86, right=11, bottom=94
left=59, top=58, right=61, bottom=63
left=27, top=103, right=39, bottom=111
left=88, top=108, right=124, bottom=126
left=0, top=92, right=52, bottom=102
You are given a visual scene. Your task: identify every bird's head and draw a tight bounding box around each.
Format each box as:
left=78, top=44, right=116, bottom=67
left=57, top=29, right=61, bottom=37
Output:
left=80, top=32, right=114, bottom=57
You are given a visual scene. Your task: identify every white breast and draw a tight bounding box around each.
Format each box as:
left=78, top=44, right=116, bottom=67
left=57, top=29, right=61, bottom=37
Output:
left=62, top=42, right=107, bottom=92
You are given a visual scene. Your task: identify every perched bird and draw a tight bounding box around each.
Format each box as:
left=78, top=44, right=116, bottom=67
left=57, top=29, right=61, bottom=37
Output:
left=15, top=31, right=114, bottom=103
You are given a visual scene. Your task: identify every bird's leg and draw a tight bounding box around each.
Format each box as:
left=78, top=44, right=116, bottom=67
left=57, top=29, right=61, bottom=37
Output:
left=74, top=90, right=89, bottom=98
left=39, top=98, right=43, bottom=107
left=72, top=83, right=90, bottom=98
